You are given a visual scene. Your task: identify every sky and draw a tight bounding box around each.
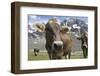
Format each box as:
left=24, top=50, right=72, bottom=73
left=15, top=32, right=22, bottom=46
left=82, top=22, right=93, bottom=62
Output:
left=28, top=15, right=88, bottom=26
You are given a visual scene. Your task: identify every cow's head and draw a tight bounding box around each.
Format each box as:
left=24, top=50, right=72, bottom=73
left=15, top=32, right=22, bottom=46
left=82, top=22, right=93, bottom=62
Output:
left=45, top=18, right=69, bottom=59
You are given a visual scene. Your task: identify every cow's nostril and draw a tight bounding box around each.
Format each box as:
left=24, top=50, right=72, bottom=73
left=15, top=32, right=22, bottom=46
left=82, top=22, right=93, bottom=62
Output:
left=54, top=44, right=58, bottom=49
left=54, top=43, right=63, bottom=50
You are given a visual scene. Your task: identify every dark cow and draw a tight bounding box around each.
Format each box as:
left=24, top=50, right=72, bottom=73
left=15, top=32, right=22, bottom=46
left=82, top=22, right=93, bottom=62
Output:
left=45, top=18, right=72, bottom=59
left=34, top=48, right=40, bottom=56
left=77, top=31, right=88, bottom=58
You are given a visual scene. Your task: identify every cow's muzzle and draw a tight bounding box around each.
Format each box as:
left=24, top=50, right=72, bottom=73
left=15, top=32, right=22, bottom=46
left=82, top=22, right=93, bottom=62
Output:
left=52, top=41, right=63, bottom=50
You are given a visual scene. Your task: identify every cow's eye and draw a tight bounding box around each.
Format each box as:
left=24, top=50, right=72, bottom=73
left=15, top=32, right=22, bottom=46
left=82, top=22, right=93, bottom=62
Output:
left=48, top=28, right=55, bottom=34
left=47, top=26, right=52, bottom=31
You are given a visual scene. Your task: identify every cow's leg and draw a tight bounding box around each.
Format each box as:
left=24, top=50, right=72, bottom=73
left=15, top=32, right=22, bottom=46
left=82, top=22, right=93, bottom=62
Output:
left=83, top=47, right=87, bottom=58
left=84, top=48, right=88, bottom=58
left=47, top=51, right=52, bottom=59
left=34, top=52, right=37, bottom=56
left=64, top=53, right=68, bottom=59
left=68, top=51, right=71, bottom=59
left=65, top=50, right=71, bottom=59
left=86, top=48, right=88, bottom=57
left=65, top=55, right=67, bottom=59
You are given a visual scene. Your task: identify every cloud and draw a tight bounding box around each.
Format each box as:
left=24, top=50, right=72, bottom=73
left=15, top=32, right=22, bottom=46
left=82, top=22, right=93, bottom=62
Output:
left=29, top=15, right=37, bottom=20
left=28, top=15, right=38, bottom=26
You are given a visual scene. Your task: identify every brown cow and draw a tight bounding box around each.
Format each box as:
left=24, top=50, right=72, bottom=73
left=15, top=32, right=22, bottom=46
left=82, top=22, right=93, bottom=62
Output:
left=45, top=18, right=72, bottom=59
left=77, top=31, right=88, bottom=58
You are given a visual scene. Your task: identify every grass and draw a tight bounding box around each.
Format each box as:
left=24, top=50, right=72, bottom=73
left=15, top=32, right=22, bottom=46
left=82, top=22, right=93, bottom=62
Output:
left=28, top=50, right=84, bottom=61
left=28, top=51, right=49, bottom=60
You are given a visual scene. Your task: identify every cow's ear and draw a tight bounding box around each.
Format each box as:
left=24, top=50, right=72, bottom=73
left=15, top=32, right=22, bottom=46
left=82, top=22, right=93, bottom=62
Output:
left=36, top=23, right=45, bottom=32
left=60, top=27, right=69, bottom=33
